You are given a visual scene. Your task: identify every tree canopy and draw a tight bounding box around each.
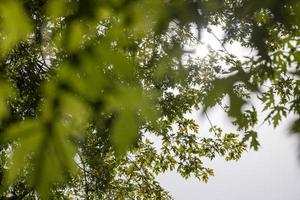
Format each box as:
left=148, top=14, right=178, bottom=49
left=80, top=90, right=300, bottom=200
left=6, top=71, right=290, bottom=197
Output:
left=0, top=0, right=300, bottom=199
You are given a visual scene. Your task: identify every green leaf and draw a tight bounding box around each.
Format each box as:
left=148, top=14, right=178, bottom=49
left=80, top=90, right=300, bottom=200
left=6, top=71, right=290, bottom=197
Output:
left=2, top=119, right=77, bottom=199
left=46, top=0, right=70, bottom=20
left=242, top=131, right=260, bottom=151
left=291, top=118, right=300, bottom=133
left=60, top=93, right=91, bottom=132
left=112, top=111, right=139, bottom=156
left=228, top=91, right=246, bottom=119
left=2, top=120, right=43, bottom=187
left=32, top=124, right=77, bottom=199
left=0, top=0, right=32, bottom=55
left=67, top=21, right=84, bottom=52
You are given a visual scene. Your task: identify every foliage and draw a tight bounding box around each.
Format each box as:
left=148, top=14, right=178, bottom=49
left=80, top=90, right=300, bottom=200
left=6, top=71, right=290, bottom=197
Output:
left=0, top=0, right=299, bottom=199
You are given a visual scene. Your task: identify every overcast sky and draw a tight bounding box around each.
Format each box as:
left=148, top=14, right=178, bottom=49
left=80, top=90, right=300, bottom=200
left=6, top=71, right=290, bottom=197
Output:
left=157, top=27, right=300, bottom=200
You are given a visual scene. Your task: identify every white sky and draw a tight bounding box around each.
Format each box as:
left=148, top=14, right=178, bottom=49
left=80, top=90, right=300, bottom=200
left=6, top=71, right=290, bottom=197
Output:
left=157, top=26, right=300, bottom=200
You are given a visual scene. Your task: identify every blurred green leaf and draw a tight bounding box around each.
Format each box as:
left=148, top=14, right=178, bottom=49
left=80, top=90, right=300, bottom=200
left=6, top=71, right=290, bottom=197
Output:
left=291, top=118, right=300, bottom=133
left=0, top=0, right=32, bottom=55
left=2, top=120, right=43, bottom=186
left=112, top=111, right=139, bottom=156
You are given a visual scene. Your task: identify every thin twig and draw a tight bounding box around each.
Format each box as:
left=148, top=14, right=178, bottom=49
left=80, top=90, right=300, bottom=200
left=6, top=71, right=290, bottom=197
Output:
left=204, top=110, right=218, bottom=135
left=207, top=28, right=232, bottom=56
